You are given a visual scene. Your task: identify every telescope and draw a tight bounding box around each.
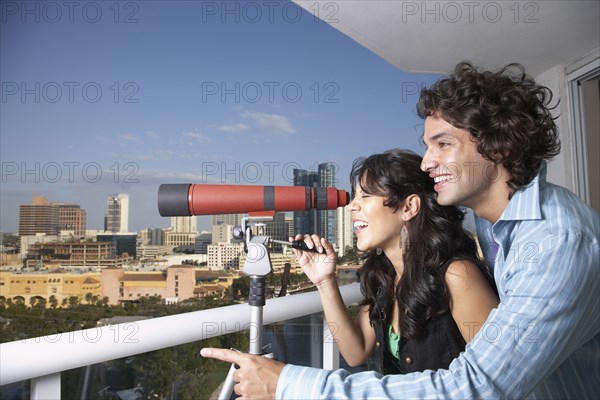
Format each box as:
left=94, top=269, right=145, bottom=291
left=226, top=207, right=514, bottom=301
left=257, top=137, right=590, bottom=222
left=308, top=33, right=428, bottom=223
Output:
left=157, top=183, right=348, bottom=400
left=158, top=183, right=349, bottom=216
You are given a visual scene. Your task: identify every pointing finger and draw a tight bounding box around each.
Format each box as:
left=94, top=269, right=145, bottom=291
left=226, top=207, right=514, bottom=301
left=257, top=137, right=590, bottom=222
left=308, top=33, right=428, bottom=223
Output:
left=200, top=348, right=244, bottom=364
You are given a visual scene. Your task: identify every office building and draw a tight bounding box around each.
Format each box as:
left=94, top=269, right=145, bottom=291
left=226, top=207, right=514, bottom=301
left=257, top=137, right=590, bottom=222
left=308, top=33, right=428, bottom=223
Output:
left=106, top=194, right=129, bottom=233
left=164, top=216, right=198, bottom=252
left=292, top=169, right=319, bottom=236
left=336, top=206, right=354, bottom=257
left=171, top=216, right=197, bottom=233
left=97, top=233, right=137, bottom=259
left=18, top=197, right=59, bottom=236
left=19, top=197, right=87, bottom=238
left=207, top=242, right=244, bottom=270
left=211, top=214, right=245, bottom=227
left=292, top=163, right=340, bottom=242
left=318, top=162, right=338, bottom=243
left=54, top=203, right=87, bottom=236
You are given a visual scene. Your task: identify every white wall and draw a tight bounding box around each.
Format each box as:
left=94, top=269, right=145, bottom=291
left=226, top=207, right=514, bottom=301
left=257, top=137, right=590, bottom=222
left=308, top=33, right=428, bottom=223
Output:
left=535, top=66, right=573, bottom=191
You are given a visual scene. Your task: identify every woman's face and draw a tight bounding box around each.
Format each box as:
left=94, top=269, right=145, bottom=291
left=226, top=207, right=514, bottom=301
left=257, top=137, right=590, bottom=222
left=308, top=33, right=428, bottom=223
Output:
left=348, top=182, right=405, bottom=254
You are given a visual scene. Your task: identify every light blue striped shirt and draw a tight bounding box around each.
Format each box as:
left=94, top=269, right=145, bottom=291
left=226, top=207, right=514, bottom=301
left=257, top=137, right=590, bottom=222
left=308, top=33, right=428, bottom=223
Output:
left=276, top=164, right=600, bottom=399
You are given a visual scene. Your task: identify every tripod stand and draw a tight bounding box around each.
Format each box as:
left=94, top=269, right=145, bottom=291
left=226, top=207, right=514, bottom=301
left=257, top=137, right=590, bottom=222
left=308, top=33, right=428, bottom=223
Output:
left=218, top=215, right=274, bottom=400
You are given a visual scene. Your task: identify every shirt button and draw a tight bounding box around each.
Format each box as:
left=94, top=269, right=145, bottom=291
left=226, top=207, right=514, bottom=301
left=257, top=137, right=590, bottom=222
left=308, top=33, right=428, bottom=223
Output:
left=375, top=341, right=381, bottom=348
left=404, top=356, right=413, bottom=365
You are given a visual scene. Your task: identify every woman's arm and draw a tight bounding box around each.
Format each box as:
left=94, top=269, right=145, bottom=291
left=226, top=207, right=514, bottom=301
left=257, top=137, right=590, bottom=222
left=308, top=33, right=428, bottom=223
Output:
left=445, top=260, right=499, bottom=342
left=293, top=234, right=376, bottom=366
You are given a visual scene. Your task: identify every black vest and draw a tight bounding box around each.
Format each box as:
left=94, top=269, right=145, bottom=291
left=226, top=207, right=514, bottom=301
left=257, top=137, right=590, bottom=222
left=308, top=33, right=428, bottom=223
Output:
left=370, top=302, right=466, bottom=374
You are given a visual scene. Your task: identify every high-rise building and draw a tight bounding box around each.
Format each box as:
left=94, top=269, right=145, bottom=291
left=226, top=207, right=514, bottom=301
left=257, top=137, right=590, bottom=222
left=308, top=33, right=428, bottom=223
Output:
left=211, top=214, right=245, bottom=227
left=318, top=162, right=338, bottom=243
left=19, top=197, right=87, bottom=237
left=336, top=206, right=354, bottom=257
left=292, top=169, right=319, bottom=236
left=212, top=223, right=234, bottom=244
left=54, top=203, right=86, bottom=236
left=164, top=216, right=198, bottom=252
left=261, top=212, right=287, bottom=251
left=171, top=216, right=197, bottom=233
left=19, top=197, right=59, bottom=236
left=106, top=194, right=129, bottom=233
left=292, top=163, right=339, bottom=242
left=138, top=228, right=164, bottom=246
left=285, top=216, right=294, bottom=239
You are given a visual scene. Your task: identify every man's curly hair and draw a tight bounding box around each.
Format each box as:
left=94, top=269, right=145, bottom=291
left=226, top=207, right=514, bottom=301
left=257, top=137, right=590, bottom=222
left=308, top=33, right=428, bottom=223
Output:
left=417, top=62, right=561, bottom=190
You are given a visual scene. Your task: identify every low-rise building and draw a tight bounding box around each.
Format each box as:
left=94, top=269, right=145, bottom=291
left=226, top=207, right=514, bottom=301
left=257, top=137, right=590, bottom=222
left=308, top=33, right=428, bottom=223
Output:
left=0, top=270, right=102, bottom=307
left=100, top=266, right=235, bottom=305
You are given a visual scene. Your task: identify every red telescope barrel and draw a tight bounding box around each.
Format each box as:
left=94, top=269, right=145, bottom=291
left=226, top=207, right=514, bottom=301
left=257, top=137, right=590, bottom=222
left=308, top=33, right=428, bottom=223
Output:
left=158, top=184, right=349, bottom=216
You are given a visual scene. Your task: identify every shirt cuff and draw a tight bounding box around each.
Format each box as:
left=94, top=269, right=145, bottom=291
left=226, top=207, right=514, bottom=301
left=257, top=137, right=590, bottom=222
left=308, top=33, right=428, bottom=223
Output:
left=275, top=364, right=329, bottom=399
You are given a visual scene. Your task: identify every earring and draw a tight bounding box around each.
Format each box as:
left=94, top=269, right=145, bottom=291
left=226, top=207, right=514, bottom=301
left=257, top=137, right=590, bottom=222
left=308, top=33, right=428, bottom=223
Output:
left=376, top=248, right=382, bottom=256
left=401, top=226, right=409, bottom=252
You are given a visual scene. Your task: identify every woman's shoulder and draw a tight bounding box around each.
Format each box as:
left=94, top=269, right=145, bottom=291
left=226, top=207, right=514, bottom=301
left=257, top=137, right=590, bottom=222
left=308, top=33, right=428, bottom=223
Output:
left=444, top=259, right=489, bottom=292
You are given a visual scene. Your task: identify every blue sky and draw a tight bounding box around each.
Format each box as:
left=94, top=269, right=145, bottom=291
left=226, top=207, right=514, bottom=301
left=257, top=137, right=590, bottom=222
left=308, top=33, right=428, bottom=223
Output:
left=1, top=0, right=440, bottom=233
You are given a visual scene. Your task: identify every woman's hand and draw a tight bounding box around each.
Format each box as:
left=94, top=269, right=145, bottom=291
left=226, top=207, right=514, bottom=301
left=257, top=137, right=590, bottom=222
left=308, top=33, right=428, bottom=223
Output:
left=291, top=234, right=337, bottom=287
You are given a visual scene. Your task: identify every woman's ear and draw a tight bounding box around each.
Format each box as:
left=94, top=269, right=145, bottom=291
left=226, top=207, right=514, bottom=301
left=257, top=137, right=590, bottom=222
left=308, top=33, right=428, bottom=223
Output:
left=402, top=194, right=421, bottom=221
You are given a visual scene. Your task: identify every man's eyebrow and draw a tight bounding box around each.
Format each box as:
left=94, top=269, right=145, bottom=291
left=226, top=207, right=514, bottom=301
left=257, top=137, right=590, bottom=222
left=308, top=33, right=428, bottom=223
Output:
left=430, top=132, right=450, bottom=141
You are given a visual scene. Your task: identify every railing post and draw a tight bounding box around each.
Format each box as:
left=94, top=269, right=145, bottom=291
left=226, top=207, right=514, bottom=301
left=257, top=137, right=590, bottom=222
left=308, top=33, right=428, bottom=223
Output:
left=30, top=372, right=61, bottom=400
left=322, top=318, right=340, bottom=370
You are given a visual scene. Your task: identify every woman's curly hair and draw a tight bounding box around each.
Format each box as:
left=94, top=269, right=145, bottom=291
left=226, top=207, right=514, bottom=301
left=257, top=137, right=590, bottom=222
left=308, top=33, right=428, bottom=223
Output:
left=417, top=62, right=561, bottom=190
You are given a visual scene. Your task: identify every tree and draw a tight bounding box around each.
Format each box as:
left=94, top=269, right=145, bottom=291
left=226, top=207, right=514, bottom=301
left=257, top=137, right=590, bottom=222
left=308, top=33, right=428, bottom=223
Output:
left=338, top=245, right=363, bottom=265
left=48, top=295, right=59, bottom=309
left=68, top=296, right=80, bottom=308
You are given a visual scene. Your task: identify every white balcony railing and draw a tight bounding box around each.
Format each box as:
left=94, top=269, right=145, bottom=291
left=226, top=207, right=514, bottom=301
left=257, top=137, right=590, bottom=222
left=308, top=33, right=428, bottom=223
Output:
left=0, top=283, right=362, bottom=399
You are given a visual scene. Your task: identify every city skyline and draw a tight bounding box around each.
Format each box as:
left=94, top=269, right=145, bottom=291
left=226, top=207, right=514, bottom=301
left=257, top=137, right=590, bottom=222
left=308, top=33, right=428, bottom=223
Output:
left=1, top=1, right=440, bottom=233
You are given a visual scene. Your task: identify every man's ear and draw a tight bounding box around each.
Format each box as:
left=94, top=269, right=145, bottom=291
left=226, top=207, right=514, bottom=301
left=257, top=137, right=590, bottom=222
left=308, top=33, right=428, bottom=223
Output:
left=402, top=194, right=420, bottom=221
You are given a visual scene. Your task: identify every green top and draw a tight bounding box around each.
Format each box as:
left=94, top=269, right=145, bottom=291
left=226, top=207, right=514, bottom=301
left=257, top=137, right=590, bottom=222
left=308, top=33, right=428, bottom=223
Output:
left=387, top=325, right=400, bottom=358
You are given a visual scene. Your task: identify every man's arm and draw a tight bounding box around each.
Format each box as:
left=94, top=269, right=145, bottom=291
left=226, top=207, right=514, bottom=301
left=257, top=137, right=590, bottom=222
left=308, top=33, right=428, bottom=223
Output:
left=200, top=348, right=284, bottom=399
left=276, top=229, right=600, bottom=399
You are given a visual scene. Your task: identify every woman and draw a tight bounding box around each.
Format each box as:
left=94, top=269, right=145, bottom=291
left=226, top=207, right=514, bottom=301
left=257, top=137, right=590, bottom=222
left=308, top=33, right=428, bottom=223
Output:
left=292, top=149, right=499, bottom=374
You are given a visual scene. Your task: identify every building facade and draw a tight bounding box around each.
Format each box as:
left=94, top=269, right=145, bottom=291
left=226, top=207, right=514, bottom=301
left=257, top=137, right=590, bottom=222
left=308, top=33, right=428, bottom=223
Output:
left=207, top=242, right=244, bottom=270
left=100, top=266, right=234, bottom=305
left=336, top=206, right=354, bottom=257
left=106, top=194, right=129, bottom=233
left=318, top=162, right=339, bottom=244
left=0, top=270, right=102, bottom=307
left=54, top=203, right=87, bottom=236
left=292, top=169, right=319, bottom=236
left=19, top=197, right=59, bottom=236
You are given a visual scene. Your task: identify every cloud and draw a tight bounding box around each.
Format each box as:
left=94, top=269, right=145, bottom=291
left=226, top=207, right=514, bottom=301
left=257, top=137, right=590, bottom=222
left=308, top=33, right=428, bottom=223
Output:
left=119, top=134, right=139, bottom=142
left=217, top=123, right=250, bottom=133
left=241, top=111, right=296, bottom=136
left=182, top=130, right=212, bottom=144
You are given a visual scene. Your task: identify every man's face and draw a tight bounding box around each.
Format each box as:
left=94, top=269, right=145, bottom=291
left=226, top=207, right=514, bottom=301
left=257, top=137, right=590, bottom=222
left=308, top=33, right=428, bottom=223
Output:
left=421, top=115, right=506, bottom=215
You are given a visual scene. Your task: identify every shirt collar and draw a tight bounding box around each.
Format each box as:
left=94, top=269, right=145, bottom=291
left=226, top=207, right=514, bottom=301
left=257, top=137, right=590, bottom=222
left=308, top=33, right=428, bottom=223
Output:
left=497, top=161, right=545, bottom=222
left=475, top=162, right=546, bottom=266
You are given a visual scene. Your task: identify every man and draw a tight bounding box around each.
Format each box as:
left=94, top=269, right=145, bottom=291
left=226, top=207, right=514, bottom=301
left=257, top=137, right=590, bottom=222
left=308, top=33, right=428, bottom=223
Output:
left=201, top=62, right=600, bottom=399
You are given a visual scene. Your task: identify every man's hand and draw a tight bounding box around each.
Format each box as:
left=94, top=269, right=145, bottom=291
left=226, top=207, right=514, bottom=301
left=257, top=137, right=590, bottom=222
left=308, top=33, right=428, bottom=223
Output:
left=201, top=348, right=285, bottom=400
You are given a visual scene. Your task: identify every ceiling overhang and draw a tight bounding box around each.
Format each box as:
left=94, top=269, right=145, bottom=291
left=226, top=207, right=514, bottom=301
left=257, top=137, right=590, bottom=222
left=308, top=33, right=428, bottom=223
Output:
left=293, top=1, right=600, bottom=75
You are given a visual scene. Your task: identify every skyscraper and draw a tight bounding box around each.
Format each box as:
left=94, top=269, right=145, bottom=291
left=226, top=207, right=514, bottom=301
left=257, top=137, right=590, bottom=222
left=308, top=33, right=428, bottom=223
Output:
left=292, top=169, right=319, bottom=236
left=171, top=216, right=197, bottom=233
left=106, top=194, right=129, bottom=233
left=318, top=162, right=338, bottom=243
left=336, top=205, right=354, bottom=257
left=292, top=163, right=339, bottom=242
left=18, top=196, right=59, bottom=236
left=211, top=214, right=245, bottom=227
